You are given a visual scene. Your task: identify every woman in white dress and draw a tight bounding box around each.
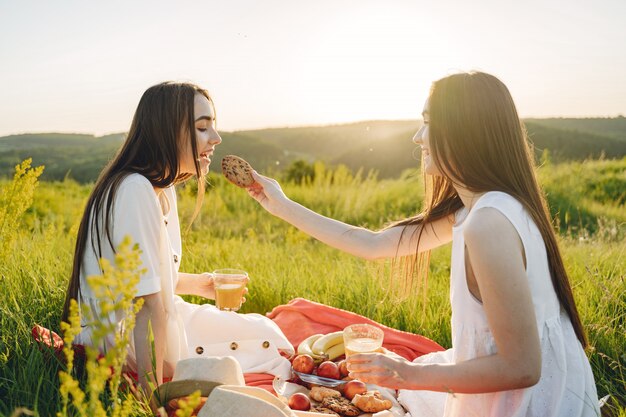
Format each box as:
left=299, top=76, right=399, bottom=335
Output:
left=247, top=71, right=599, bottom=416
left=61, top=82, right=293, bottom=399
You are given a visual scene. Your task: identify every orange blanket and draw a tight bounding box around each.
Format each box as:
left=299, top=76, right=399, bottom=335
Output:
left=267, top=298, right=443, bottom=361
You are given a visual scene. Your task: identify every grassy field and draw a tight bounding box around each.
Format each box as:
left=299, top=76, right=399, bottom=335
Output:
left=0, top=158, right=624, bottom=416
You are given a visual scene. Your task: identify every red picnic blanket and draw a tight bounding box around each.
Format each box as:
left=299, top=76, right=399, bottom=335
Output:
left=33, top=298, right=443, bottom=394
left=268, top=298, right=444, bottom=361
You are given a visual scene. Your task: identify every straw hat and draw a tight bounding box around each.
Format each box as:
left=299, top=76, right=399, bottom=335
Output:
left=199, top=385, right=297, bottom=417
left=155, top=356, right=244, bottom=405
left=156, top=356, right=298, bottom=417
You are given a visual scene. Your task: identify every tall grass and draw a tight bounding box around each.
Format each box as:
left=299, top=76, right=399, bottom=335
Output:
left=0, top=158, right=624, bottom=416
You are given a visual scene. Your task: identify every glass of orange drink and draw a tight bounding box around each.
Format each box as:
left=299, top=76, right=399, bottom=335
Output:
left=212, top=269, right=248, bottom=311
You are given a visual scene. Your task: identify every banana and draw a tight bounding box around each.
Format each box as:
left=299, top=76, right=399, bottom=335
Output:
left=325, top=342, right=345, bottom=361
left=311, top=331, right=344, bottom=355
left=297, top=334, right=326, bottom=360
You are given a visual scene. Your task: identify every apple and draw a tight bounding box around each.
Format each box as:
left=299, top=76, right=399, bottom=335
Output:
left=343, top=379, right=367, bottom=400
left=316, top=361, right=340, bottom=380
left=337, top=360, right=349, bottom=378
left=288, top=393, right=311, bottom=411
left=292, top=354, right=316, bottom=374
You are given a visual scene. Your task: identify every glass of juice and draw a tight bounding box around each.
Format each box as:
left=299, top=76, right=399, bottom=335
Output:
left=212, top=269, right=248, bottom=312
left=343, top=323, right=384, bottom=357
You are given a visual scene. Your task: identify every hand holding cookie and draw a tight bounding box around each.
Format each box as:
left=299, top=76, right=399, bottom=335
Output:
left=246, top=172, right=290, bottom=217
left=221, top=154, right=291, bottom=217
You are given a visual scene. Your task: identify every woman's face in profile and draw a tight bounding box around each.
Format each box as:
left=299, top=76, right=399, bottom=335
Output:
left=412, top=99, right=442, bottom=176
left=179, top=94, right=222, bottom=176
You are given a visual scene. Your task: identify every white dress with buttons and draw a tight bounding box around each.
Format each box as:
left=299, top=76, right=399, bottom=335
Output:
left=398, top=192, right=599, bottom=417
left=76, top=174, right=293, bottom=378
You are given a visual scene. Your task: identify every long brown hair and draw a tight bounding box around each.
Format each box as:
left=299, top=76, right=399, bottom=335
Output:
left=396, top=71, right=587, bottom=347
left=61, top=81, right=212, bottom=323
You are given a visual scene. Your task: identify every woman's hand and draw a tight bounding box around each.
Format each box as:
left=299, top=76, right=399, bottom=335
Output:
left=194, top=272, right=216, bottom=300
left=176, top=273, right=249, bottom=303
left=176, top=272, right=216, bottom=299
left=346, top=352, right=417, bottom=390
left=247, top=171, right=290, bottom=217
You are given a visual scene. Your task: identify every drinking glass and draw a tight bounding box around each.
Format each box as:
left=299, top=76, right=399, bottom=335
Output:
left=343, top=323, right=384, bottom=357
left=212, top=269, right=248, bottom=312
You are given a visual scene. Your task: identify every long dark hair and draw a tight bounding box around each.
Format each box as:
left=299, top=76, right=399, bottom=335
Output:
left=61, top=81, right=212, bottom=323
left=396, top=72, right=587, bottom=347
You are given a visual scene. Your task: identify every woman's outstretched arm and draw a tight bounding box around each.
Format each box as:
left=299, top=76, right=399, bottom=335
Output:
left=247, top=172, right=453, bottom=260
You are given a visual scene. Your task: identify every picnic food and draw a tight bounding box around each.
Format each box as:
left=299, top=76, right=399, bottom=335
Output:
left=342, top=380, right=367, bottom=400
left=309, top=386, right=341, bottom=402
left=221, top=155, right=255, bottom=188
left=297, top=334, right=326, bottom=361
left=337, top=360, right=349, bottom=378
left=317, top=361, right=341, bottom=380
left=292, top=354, right=316, bottom=374
left=288, top=393, right=311, bottom=411
left=310, top=406, right=340, bottom=416
left=351, top=390, right=393, bottom=413
left=312, top=331, right=344, bottom=355
left=297, top=332, right=345, bottom=361
left=322, top=342, right=345, bottom=361
left=321, top=396, right=362, bottom=417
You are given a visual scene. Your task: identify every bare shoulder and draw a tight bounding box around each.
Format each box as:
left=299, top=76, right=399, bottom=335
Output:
left=463, top=207, right=526, bottom=282
left=463, top=207, right=519, bottom=246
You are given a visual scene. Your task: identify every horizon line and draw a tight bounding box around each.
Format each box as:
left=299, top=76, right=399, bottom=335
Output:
left=1, top=114, right=625, bottom=138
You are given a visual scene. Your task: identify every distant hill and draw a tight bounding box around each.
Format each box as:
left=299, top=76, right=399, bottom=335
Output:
left=227, top=121, right=421, bottom=178
left=0, top=133, right=125, bottom=182
left=525, top=117, right=626, bottom=140
left=2, top=118, right=625, bottom=182
left=524, top=121, right=626, bottom=160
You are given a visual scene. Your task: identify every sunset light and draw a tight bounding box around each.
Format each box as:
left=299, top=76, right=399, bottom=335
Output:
left=0, top=0, right=624, bottom=135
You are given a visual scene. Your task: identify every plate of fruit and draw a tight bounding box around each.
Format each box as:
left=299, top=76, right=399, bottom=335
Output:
left=291, top=331, right=349, bottom=387
left=278, top=331, right=397, bottom=416
left=276, top=372, right=393, bottom=415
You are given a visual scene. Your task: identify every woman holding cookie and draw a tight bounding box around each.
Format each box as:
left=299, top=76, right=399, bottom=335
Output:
left=62, top=82, right=294, bottom=399
left=247, top=72, right=599, bottom=416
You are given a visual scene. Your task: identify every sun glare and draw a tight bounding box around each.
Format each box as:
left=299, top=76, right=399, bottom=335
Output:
left=286, top=6, right=456, bottom=125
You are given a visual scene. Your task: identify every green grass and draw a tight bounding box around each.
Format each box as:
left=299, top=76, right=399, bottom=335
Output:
left=0, top=158, right=624, bottom=416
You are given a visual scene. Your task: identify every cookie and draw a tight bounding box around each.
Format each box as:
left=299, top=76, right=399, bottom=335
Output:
left=221, top=155, right=255, bottom=188
left=309, top=386, right=341, bottom=402
left=351, top=390, right=392, bottom=413
left=310, top=406, right=340, bottom=416
left=321, top=396, right=362, bottom=416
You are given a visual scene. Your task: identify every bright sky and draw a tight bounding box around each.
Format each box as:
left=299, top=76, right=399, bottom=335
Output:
left=1, top=0, right=625, bottom=136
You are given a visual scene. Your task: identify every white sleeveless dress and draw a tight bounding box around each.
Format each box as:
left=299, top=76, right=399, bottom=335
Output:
left=398, top=191, right=599, bottom=417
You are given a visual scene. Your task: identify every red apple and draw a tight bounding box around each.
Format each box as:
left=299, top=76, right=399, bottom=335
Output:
left=288, top=393, right=311, bottom=411
left=316, top=361, right=340, bottom=380
left=337, top=360, right=349, bottom=378
left=292, top=354, right=315, bottom=374
left=343, top=379, right=367, bottom=400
